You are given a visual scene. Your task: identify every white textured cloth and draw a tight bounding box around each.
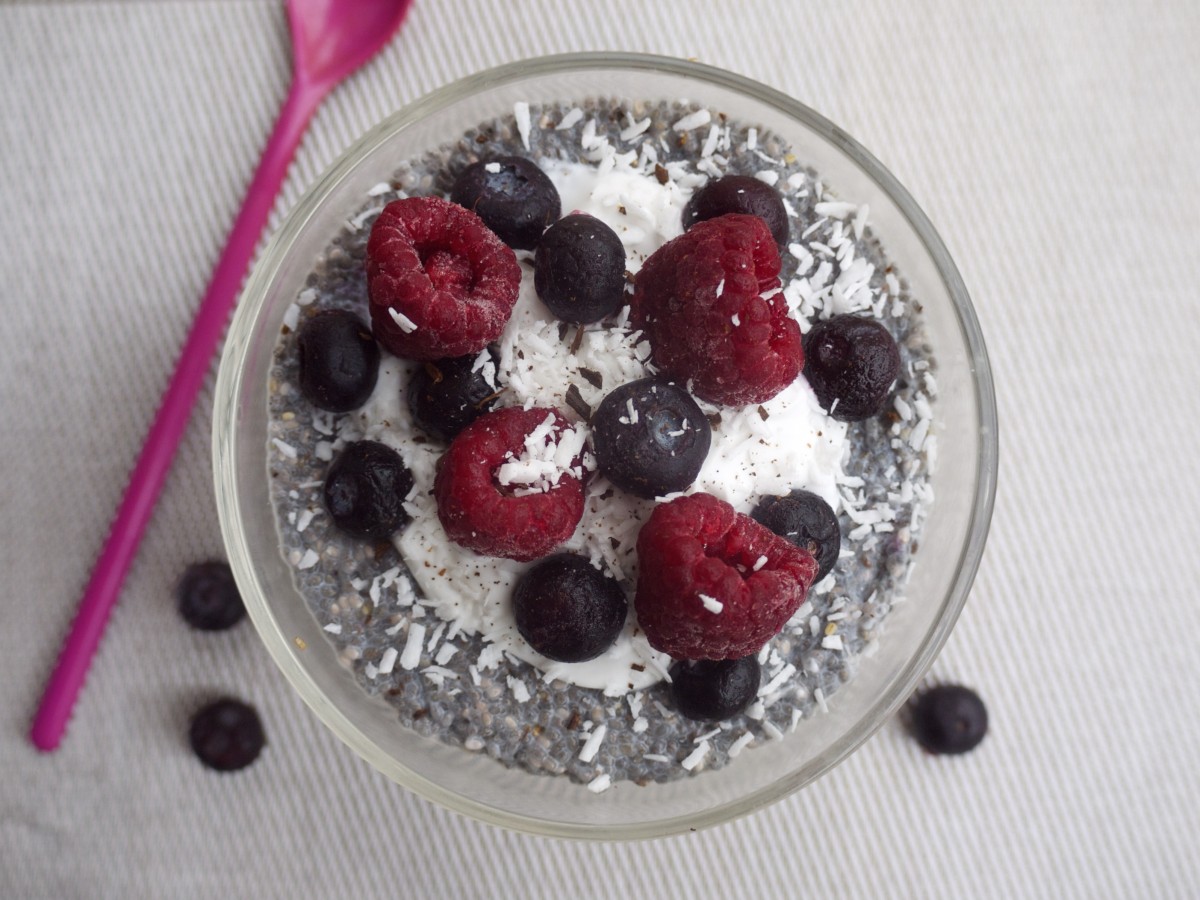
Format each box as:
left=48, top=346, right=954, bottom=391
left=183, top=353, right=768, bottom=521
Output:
left=3, top=2, right=1199, bottom=897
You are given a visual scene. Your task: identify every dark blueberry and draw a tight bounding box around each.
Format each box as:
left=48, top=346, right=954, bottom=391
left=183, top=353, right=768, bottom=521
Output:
left=908, top=684, right=989, bottom=755
left=591, top=378, right=711, bottom=499
left=802, top=314, right=901, bottom=421
left=323, top=440, right=414, bottom=540
left=751, top=490, right=841, bottom=583
left=682, top=175, right=789, bottom=248
left=189, top=698, right=265, bottom=771
left=534, top=214, right=627, bottom=323
left=177, top=561, right=245, bottom=631
left=513, top=554, right=627, bottom=663
left=449, top=156, right=561, bottom=250
left=407, top=348, right=501, bottom=442
left=296, top=309, right=380, bottom=412
left=669, top=656, right=761, bottom=721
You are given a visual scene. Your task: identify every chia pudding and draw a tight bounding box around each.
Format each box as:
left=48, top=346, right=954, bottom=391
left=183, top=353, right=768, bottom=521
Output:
left=265, top=99, right=936, bottom=790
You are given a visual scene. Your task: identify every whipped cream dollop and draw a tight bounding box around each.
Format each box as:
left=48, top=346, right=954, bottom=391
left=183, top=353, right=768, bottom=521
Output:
left=347, top=159, right=847, bottom=695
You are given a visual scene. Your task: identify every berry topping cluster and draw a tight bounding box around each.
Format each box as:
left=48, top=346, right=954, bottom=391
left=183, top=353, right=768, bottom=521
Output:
left=285, top=146, right=916, bottom=724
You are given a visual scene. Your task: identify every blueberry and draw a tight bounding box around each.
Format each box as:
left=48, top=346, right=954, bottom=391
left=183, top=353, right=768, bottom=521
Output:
left=534, top=214, right=627, bottom=323
left=189, top=699, right=265, bottom=771
left=296, top=309, right=380, bottom=412
left=682, top=175, right=789, bottom=248
left=407, top=348, right=501, bottom=442
left=669, top=656, right=761, bottom=721
left=513, top=554, right=627, bottom=663
left=323, top=440, right=414, bottom=540
left=450, top=156, right=561, bottom=250
left=751, top=490, right=841, bottom=583
left=177, top=561, right=245, bottom=631
left=802, top=314, right=901, bottom=421
left=908, top=684, right=988, bottom=755
left=591, top=378, right=711, bottom=499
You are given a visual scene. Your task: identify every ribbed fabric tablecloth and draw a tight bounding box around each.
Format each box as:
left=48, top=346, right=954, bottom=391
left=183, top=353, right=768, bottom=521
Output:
left=3, top=2, right=1198, bottom=897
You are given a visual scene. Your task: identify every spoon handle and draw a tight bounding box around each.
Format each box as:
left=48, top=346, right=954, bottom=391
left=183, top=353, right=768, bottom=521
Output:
left=31, top=77, right=325, bottom=752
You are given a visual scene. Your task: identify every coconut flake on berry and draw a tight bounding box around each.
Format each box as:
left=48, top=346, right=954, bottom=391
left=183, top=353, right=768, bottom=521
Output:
left=434, top=406, right=592, bottom=562
left=634, top=492, right=818, bottom=660
left=366, top=196, right=521, bottom=360
left=631, top=213, right=803, bottom=407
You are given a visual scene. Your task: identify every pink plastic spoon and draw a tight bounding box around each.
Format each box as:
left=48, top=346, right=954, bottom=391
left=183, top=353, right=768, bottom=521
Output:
left=31, top=0, right=414, bottom=751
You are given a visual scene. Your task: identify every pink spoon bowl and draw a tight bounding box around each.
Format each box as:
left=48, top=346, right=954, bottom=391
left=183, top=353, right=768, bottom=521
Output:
left=31, top=0, right=413, bottom=752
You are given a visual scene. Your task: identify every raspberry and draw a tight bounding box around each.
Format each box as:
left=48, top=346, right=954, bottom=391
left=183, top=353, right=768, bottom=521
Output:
left=634, top=493, right=817, bottom=660
left=366, top=196, right=521, bottom=361
left=631, top=214, right=803, bottom=407
left=434, top=406, right=586, bottom=562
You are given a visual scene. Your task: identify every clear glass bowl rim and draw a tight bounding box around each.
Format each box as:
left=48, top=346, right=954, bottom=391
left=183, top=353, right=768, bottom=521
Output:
left=213, top=51, right=999, bottom=840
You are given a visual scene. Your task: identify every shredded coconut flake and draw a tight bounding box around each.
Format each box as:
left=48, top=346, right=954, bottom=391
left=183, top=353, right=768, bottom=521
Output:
left=698, top=593, right=724, bottom=614
left=557, top=107, right=584, bottom=130
left=378, top=646, right=399, bottom=675
left=587, top=773, right=612, bottom=793
left=578, top=724, right=607, bottom=763
left=400, top=623, right=426, bottom=671
left=728, top=732, right=754, bottom=758
left=506, top=676, right=531, bottom=703
left=513, top=101, right=531, bottom=150
left=388, top=307, right=418, bottom=333
left=297, top=548, right=319, bottom=570
left=672, top=109, right=712, bottom=132
left=681, top=741, right=709, bottom=771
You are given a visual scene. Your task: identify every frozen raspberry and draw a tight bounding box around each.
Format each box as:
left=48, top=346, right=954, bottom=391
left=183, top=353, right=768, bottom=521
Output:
left=366, top=196, right=520, bottom=361
left=635, top=493, right=817, bottom=660
left=434, top=406, right=586, bottom=562
left=631, top=214, right=803, bottom=407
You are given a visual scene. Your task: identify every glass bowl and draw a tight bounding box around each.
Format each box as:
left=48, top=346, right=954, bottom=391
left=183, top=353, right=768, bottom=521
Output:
left=213, top=52, right=997, bottom=839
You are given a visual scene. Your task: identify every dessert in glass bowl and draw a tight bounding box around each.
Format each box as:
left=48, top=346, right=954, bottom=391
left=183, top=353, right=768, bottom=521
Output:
left=214, top=53, right=996, bottom=838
